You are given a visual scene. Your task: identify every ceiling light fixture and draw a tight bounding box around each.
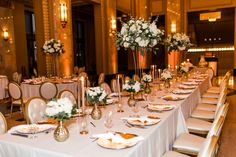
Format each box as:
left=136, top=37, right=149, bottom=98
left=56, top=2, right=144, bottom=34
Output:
left=60, top=3, right=68, bottom=28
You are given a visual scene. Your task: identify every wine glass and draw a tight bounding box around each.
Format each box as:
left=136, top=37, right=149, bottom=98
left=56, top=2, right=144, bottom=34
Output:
left=132, top=103, right=140, bottom=117
left=104, top=111, right=113, bottom=132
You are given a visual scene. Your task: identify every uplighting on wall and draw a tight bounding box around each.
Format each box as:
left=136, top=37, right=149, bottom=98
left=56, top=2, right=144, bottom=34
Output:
left=3, top=30, right=9, bottom=41
left=171, top=22, right=176, bottom=33
left=109, top=19, right=116, bottom=36
left=60, top=3, right=68, bottom=28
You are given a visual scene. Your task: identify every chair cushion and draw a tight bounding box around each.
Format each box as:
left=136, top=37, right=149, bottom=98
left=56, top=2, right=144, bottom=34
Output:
left=13, top=98, right=28, bottom=105
left=191, top=109, right=215, bottom=121
left=186, top=118, right=212, bottom=133
left=202, top=92, right=219, bottom=99
left=201, top=97, right=218, bottom=104
left=163, top=151, right=190, bottom=157
left=196, top=103, right=216, bottom=112
left=206, top=88, right=220, bottom=94
left=173, top=133, right=205, bottom=154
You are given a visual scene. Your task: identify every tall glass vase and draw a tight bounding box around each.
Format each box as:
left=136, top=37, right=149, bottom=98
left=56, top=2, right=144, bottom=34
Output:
left=52, top=54, right=59, bottom=76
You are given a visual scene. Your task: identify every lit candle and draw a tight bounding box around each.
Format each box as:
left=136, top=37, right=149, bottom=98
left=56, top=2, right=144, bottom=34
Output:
left=175, top=65, right=178, bottom=70
left=187, top=59, right=190, bottom=62
left=117, top=75, right=121, bottom=100
left=158, top=69, right=161, bottom=78
left=168, top=64, right=171, bottom=69
left=80, top=76, right=85, bottom=110
left=151, top=65, right=155, bottom=79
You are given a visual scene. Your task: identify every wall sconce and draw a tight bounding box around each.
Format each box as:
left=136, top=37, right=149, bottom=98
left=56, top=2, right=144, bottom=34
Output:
left=3, top=30, right=9, bottom=41
left=60, top=3, right=68, bottom=28
left=171, top=22, right=176, bottom=33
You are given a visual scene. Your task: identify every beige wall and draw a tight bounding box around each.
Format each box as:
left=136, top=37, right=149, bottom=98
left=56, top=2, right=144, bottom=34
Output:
left=0, top=7, right=17, bottom=79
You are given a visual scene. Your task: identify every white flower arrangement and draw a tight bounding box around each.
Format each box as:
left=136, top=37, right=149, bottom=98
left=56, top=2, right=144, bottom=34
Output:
left=165, top=33, right=192, bottom=52
left=42, top=39, right=64, bottom=55
left=123, top=80, right=141, bottom=93
left=86, top=87, right=108, bottom=104
left=161, top=69, right=173, bottom=80
left=180, top=61, right=194, bottom=73
left=142, top=74, right=152, bottom=83
left=116, top=17, right=164, bottom=55
left=45, top=97, right=77, bottom=121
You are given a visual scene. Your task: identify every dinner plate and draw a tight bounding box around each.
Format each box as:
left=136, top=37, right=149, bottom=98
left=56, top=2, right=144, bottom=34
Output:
left=126, top=117, right=160, bottom=126
left=147, top=104, right=174, bottom=111
left=97, top=132, right=141, bottom=149
left=172, top=89, right=192, bottom=94
left=162, top=95, right=184, bottom=101
left=178, top=85, right=196, bottom=90
left=182, top=81, right=198, bottom=86
left=14, top=124, right=55, bottom=134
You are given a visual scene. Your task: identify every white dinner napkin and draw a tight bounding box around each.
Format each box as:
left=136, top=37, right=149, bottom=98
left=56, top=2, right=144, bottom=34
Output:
left=121, top=116, right=159, bottom=123
left=172, top=89, right=192, bottom=94
left=92, top=132, right=144, bottom=144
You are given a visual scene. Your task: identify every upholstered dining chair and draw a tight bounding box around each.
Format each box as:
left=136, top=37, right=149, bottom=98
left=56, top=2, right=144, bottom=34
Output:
left=172, top=116, right=224, bottom=156
left=39, top=82, right=58, bottom=101
left=12, top=72, right=19, bottom=83
left=25, top=97, right=47, bottom=124
left=0, top=112, right=7, bottom=134
left=162, top=135, right=218, bottom=157
left=132, top=74, right=140, bottom=81
left=124, top=76, right=131, bottom=82
left=58, top=90, right=77, bottom=107
left=98, top=73, right=105, bottom=85
left=186, top=102, right=229, bottom=136
left=8, top=82, right=28, bottom=118
left=100, top=82, right=112, bottom=95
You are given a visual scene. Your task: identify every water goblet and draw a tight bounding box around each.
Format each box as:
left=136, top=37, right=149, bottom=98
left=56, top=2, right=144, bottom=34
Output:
left=104, top=111, right=113, bottom=132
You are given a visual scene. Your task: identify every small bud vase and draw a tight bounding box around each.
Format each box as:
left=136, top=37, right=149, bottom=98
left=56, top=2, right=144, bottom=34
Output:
left=91, top=103, right=102, bottom=120
left=144, top=82, right=151, bottom=94
left=54, top=120, right=69, bottom=142
left=128, top=92, right=136, bottom=107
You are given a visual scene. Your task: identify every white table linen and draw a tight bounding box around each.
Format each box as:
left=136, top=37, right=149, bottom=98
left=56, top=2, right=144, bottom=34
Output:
left=0, top=75, right=210, bottom=157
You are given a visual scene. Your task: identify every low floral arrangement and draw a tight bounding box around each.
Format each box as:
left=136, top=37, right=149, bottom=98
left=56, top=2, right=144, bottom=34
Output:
left=116, top=17, right=164, bottom=55
left=45, top=97, right=77, bottom=122
left=180, top=61, right=194, bottom=73
left=165, top=33, right=192, bottom=53
left=86, top=87, right=108, bottom=104
left=161, top=69, right=173, bottom=80
left=142, top=74, right=152, bottom=83
left=123, top=79, right=141, bottom=93
left=42, top=39, right=64, bottom=55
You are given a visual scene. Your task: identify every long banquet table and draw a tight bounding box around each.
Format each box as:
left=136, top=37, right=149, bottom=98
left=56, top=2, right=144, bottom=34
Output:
left=0, top=75, right=210, bottom=157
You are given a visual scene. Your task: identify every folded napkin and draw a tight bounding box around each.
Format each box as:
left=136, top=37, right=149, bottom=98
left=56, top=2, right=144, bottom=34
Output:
left=182, top=81, right=198, bottom=85
left=92, top=132, right=144, bottom=144
left=8, top=124, right=55, bottom=134
left=172, top=89, right=192, bottom=94
left=179, top=84, right=196, bottom=89
left=148, top=103, right=174, bottom=109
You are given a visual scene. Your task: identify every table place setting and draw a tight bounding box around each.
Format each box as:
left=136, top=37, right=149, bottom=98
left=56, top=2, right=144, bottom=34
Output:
left=92, top=132, right=144, bottom=149
left=161, top=95, right=185, bottom=101
left=121, top=115, right=161, bottom=126
left=181, top=81, right=199, bottom=86
left=8, top=124, right=56, bottom=138
left=147, top=103, right=175, bottom=112
left=172, top=89, right=193, bottom=95
left=178, top=84, right=197, bottom=90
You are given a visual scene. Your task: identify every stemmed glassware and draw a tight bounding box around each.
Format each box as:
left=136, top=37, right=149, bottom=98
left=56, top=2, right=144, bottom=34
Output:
left=104, top=111, right=113, bottom=132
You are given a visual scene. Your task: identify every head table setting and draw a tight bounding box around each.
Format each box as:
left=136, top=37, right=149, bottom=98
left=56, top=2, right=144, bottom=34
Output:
left=0, top=67, right=213, bottom=157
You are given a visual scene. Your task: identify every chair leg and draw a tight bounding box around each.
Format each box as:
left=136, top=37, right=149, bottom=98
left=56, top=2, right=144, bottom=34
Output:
left=10, top=103, right=13, bottom=118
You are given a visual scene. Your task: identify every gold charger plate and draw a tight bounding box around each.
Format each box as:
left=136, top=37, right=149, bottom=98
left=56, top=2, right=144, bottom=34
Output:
left=162, top=96, right=184, bottom=101
left=147, top=104, right=174, bottom=111
left=97, top=132, right=139, bottom=149
left=127, top=118, right=160, bottom=126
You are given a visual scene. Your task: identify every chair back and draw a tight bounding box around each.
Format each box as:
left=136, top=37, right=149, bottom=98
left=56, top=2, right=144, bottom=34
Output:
left=207, top=116, right=224, bottom=138
left=110, top=79, right=118, bottom=93
left=125, top=76, right=131, bottom=82
left=8, top=82, right=22, bottom=100
left=58, top=90, right=77, bottom=106
left=0, top=112, right=7, bottom=134
left=73, top=66, right=79, bottom=75
left=25, top=97, right=47, bottom=124
left=100, top=82, right=112, bottom=95
left=12, top=72, right=19, bottom=83
left=98, top=73, right=105, bottom=85
left=206, top=68, right=214, bottom=80
left=39, top=82, right=58, bottom=100
left=215, top=103, right=229, bottom=121
left=78, top=72, right=88, bottom=78
left=198, top=136, right=218, bottom=157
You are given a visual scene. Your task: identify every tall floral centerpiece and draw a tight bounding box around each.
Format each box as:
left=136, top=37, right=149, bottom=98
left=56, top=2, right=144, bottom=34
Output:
left=123, top=80, right=141, bottom=107
left=161, top=69, right=173, bottom=88
left=45, top=97, right=77, bottom=142
left=116, top=17, right=164, bottom=76
left=86, top=87, right=108, bottom=120
left=165, top=33, right=192, bottom=52
left=142, top=74, right=152, bottom=94
left=42, top=39, right=64, bottom=76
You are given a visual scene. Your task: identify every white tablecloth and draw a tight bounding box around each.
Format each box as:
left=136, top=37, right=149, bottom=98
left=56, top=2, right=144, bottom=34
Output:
left=0, top=76, right=210, bottom=157
left=21, top=82, right=78, bottom=99
left=0, top=75, right=8, bottom=99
